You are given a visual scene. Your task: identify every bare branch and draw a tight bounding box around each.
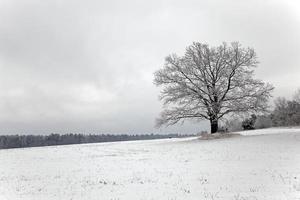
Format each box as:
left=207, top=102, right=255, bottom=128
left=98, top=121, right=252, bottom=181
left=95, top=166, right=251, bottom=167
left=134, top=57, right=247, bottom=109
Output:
left=154, top=42, right=274, bottom=130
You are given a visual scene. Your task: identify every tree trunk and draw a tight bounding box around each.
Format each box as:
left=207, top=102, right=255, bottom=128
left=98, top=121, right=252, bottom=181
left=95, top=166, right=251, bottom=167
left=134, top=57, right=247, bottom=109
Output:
left=210, top=119, right=218, bottom=134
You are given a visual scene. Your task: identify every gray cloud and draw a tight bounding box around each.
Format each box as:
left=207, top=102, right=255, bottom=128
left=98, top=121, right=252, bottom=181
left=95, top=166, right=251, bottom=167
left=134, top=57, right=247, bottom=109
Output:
left=0, top=0, right=299, bottom=134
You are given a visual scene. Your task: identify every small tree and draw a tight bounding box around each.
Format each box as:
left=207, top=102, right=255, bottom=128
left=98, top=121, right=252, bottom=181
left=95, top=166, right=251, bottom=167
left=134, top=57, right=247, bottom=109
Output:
left=154, top=42, right=274, bottom=133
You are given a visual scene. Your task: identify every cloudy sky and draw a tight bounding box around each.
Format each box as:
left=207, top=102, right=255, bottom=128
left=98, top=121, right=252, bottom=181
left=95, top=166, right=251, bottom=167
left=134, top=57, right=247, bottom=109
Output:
left=0, top=0, right=299, bottom=134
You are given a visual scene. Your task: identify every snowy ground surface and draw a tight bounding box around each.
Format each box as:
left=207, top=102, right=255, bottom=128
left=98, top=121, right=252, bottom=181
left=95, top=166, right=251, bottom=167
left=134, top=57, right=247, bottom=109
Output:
left=0, top=128, right=300, bottom=200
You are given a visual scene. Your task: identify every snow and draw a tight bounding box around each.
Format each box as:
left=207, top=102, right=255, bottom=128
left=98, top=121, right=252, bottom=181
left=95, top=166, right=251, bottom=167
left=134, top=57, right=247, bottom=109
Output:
left=0, top=128, right=300, bottom=200
left=236, top=127, right=300, bottom=136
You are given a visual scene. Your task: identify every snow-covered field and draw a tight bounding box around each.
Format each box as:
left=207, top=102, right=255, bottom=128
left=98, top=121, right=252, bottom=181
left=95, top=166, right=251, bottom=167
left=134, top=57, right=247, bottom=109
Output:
left=0, top=128, right=300, bottom=200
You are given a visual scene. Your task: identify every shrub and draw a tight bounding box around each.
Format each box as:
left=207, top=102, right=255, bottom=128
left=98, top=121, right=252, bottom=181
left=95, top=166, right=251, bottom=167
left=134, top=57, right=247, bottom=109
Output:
left=242, top=114, right=257, bottom=130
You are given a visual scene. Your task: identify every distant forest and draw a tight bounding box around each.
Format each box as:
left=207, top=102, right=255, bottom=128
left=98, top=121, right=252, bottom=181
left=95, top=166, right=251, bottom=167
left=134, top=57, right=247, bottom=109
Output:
left=0, top=133, right=195, bottom=149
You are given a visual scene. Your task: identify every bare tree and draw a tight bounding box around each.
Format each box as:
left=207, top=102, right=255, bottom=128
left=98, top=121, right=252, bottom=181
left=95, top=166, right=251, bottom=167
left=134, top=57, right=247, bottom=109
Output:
left=271, top=92, right=300, bottom=127
left=154, top=42, right=274, bottom=133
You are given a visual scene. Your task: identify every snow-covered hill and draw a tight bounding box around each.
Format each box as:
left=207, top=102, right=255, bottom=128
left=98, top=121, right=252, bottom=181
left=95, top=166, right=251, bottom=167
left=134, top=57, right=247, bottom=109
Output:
left=0, top=128, right=299, bottom=200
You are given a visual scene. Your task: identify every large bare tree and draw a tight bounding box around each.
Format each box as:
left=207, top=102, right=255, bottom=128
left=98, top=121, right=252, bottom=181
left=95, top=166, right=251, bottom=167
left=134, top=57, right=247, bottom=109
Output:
left=154, top=42, right=274, bottom=133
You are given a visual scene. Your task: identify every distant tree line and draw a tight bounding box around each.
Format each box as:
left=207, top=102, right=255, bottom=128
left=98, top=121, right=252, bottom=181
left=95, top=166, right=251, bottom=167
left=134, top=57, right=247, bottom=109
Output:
left=270, top=96, right=300, bottom=126
left=0, top=133, right=195, bottom=149
left=225, top=89, right=300, bottom=131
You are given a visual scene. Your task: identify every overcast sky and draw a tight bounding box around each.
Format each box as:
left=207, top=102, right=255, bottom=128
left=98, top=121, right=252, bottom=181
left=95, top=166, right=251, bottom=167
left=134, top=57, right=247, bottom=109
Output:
left=0, top=0, right=299, bottom=134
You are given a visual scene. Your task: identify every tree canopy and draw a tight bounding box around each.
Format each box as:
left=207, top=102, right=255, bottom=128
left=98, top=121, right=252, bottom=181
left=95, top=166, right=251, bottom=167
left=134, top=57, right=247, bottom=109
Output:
left=154, top=42, right=274, bottom=133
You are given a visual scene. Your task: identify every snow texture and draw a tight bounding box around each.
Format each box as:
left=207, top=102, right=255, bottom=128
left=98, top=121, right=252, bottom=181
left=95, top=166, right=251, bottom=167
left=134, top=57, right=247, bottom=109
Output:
left=0, top=128, right=300, bottom=200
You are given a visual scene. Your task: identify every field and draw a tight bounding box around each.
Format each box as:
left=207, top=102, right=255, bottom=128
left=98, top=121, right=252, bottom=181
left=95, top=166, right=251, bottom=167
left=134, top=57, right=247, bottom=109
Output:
left=0, top=128, right=300, bottom=200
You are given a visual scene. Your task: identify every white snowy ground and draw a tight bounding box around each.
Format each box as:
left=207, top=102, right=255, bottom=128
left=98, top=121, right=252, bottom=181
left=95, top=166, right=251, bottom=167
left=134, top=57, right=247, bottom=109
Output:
left=0, top=128, right=300, bottom=200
